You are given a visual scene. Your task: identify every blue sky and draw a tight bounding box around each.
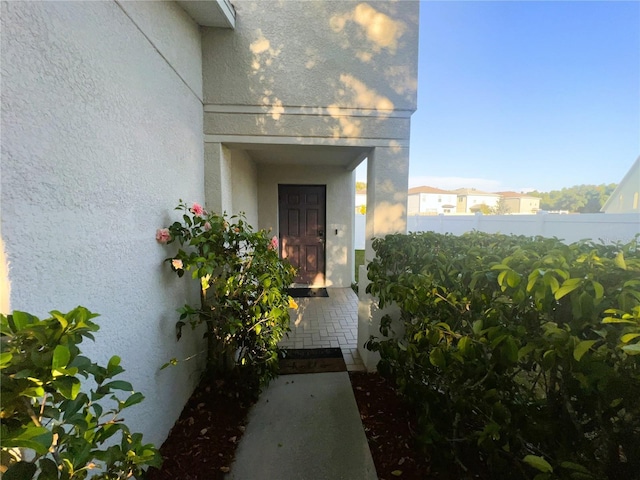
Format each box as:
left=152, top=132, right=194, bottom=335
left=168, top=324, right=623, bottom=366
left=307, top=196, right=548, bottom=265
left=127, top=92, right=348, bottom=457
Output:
left=361, top=0, right=640, bottom=193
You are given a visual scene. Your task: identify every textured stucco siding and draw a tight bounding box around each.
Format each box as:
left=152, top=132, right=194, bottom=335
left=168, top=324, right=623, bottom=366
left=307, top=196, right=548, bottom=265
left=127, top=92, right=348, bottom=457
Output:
left=204, top=110, right=411, bottom=145
left=1, top=0, right=205, bottom=447
left=204, top=143, right=234, bottom=215
left=230, top=150, right=259, bottom=227
left=202, top=1, right=418, bottom=111
left=118, top=0, right=204, bottom=100
left=256, top=165, right=355, bottom=287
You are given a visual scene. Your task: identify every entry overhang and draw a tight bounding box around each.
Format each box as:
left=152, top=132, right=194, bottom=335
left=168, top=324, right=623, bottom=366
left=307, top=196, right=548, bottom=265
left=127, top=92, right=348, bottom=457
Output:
left=223, top=143, right=370, bottom=171
left=177, top=0, right=236, bottom=28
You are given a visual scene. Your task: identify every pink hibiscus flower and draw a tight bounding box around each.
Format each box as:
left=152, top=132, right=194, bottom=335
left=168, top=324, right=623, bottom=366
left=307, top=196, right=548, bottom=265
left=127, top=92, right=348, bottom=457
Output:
left=269, top=235, right=279, bottom=250
left=171, top=259, right=183, bottom=270
left=156, top=228, right=171, bottom=244
left=204, top=222, right=212, bottom=231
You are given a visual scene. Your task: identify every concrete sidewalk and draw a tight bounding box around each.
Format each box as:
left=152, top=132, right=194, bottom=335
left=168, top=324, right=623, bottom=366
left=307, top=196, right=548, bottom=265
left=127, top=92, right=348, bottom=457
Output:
left=227, top=372, right=377, bottom=480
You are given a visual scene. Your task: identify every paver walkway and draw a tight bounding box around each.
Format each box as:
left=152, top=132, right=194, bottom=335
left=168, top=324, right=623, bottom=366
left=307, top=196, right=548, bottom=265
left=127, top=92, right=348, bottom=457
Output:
left=227, top=288, right=376, bottom=479
left=278, top=287, right=365, bottom=371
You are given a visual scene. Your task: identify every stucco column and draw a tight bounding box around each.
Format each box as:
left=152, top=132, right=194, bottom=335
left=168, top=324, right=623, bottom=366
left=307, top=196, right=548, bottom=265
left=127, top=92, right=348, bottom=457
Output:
left=204, top=142, right=233, bottom=214
left=358, top=145, right=409, bottom=371
left=364, top=145, right=409, bottom=259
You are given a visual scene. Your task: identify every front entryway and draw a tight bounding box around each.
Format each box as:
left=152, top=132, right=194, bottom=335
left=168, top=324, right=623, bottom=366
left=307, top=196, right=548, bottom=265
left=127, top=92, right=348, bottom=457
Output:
left=278, top=184, right=326, bottom=285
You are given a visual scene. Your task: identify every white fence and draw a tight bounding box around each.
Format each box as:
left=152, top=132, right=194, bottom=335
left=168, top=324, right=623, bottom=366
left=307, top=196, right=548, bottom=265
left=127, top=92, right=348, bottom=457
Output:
left=355, top=213, right=639, bottom=249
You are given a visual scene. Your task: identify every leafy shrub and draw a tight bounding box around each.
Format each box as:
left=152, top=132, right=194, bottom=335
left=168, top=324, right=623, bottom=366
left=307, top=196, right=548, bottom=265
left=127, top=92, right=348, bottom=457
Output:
left=157, top=201, right=296, bottom=394
left=365, top=232, right=640, bottom=479
left=0, top=307, right=161, bottom=479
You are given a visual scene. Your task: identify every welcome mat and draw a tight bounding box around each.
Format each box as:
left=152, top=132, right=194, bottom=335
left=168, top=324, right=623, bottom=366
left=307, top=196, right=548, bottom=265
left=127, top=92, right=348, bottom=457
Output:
left=287, top=287, right=329, bottom=298
left=278, top=347, right=346, bottom=374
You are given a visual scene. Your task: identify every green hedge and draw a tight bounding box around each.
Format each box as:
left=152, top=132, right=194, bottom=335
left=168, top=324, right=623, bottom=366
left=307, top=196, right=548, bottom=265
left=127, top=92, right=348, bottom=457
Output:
left=365, top=232, right=640, bottom=479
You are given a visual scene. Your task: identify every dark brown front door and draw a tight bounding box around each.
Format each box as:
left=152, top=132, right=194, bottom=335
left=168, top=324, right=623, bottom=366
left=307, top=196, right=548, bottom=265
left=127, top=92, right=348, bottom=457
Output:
left=278, top=185, right=326, bottom=285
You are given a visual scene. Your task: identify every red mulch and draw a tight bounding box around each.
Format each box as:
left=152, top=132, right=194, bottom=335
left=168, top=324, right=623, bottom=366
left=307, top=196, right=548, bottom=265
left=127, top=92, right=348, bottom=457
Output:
left=146, top=372, right=447, bottom=479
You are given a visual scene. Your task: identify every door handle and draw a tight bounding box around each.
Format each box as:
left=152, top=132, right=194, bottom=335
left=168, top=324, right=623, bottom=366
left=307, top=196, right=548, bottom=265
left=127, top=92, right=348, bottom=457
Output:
left=318, top=230, right=324, bottom=237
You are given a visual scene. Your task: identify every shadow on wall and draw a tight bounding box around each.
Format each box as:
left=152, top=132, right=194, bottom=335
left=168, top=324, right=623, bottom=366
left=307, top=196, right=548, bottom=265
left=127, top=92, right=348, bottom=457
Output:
left=325, top=242, right=348, bottom=287
left=209, top=1, right=418, bottom=142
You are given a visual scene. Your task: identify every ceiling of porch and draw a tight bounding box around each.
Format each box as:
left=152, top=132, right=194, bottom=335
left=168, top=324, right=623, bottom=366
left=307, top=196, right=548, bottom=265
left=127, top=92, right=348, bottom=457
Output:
left=224, top=143, right=370, bottom=170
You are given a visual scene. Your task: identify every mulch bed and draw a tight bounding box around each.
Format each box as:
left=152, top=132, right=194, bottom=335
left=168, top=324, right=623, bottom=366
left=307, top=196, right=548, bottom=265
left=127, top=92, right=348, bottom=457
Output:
left=146, top=378, right=251, bottom=480
left=147, top=371, right=440, bottom=479
left=349, top=372, right=432, bottom=479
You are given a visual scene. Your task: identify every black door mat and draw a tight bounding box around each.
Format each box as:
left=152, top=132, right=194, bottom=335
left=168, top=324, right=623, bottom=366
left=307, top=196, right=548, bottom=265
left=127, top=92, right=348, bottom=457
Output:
left=287, top=287, right=329, bottom=298
left=278, top=347, right=346, bottom=374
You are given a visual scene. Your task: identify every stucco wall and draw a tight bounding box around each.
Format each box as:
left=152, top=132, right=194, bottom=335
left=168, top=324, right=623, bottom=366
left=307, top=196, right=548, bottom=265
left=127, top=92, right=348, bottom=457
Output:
left=1, top=0, right=205, bottom=447
left=230, top=149, right=259, bottom=227
left=201, top=0, right=416, bottom=146
left=204, top=143, right=234, bottom=215
left=202, top=0, right=418, bottom=111
left=256, top=165, right=355, bottom=287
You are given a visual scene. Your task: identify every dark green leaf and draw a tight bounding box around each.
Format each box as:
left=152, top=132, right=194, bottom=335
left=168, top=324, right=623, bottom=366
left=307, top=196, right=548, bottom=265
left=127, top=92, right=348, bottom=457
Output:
left=2, top=425, right=53, bottom=455
left=523, top=455, right=553, bottom=473
left=37, top=457, right=60, bottom=480
left=429, top=348, right=446, bottom=369
left=573, top=340, right=597, bottom=362
left=51, top=345, right=71, bottom=370
left=123, top=392, right=145, bottom=408
left=103, top=380, right=133, bottom=392
left=53, top=376, right=81, bottom=400
left=4, top=461, right=37, bottom=480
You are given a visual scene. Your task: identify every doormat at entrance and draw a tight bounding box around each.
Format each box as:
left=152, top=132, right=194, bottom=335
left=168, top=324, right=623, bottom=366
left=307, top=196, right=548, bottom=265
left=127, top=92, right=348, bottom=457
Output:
left=287, top=287, right=329, bottom=298
left=278, top=347, right=346, bottom=374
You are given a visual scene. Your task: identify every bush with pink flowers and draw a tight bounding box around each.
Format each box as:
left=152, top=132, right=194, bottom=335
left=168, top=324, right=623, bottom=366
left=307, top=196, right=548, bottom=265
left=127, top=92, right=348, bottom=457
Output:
left=157, top=200, right=296, bottom=393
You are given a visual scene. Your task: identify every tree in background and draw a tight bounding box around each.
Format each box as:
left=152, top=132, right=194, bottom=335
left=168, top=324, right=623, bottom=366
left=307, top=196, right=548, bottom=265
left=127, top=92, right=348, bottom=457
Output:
left=529, top=184, right=617, bottom=213
left=355, top=181, right=367, bottom=192
left=491, top=197, right=510, bottom=215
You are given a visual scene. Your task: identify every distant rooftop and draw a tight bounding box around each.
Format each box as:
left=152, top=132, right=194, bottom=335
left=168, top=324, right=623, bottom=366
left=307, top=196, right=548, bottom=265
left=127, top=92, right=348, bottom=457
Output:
left=408, top=186, right=456, bottom=194
left=454, top=188, right=498, bottom=196
left=495, top=191, right=539, bottom=198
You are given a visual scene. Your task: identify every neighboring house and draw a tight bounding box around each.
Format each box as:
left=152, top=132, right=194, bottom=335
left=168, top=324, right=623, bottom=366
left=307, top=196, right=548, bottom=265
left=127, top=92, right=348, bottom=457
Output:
left=1, top=0, right=418, bottom=448
left=601, top=156, right=640, bottom=213
left=495, top=191, right=541, bottom=214
left=455, top=188, right=501, bottom=213
left=407, top=186, right=458, bottom=215
left=355, top=186, right=367, bottom=214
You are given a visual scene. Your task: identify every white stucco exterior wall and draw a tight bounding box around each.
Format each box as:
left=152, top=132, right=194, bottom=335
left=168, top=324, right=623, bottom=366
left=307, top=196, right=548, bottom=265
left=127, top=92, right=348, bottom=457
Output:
left=204, top=143, right=234, bottom=215
left=118, top=0, right=203, bottom=100
left=1, top=0, right=205, bottom=447
left=230, top=150, right=259, bottom=227
left=256, top=165, right=355, bottom=288
left=202, top=1, right=418, bottom=111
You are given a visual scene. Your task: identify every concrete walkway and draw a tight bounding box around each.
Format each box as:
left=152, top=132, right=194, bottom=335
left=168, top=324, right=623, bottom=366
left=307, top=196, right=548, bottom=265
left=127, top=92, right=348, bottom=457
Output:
left=227, top=372, right=377, bottom=480
left=228, top=288, right=375, bottom=479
